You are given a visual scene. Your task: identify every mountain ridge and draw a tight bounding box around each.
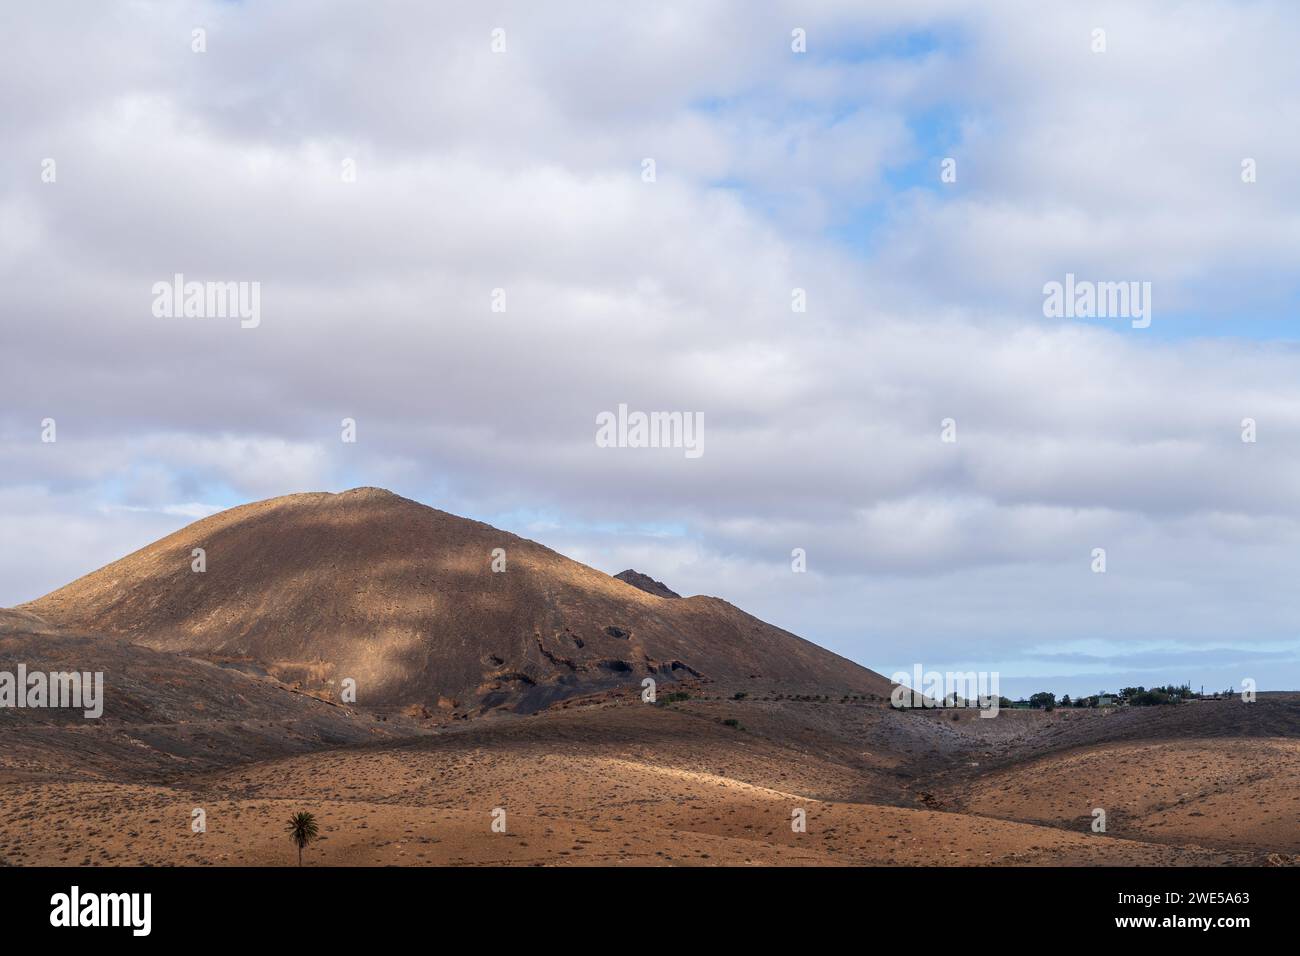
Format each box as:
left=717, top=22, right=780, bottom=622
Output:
left=614, top=569, right=682, bottom=599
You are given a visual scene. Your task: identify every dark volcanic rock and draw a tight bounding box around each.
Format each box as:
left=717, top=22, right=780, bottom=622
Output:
left=613, top=569, right=681, bottom=599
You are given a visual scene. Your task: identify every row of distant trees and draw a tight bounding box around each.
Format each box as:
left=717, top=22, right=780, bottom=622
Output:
left=1007, top=683, right=1236, bottom=710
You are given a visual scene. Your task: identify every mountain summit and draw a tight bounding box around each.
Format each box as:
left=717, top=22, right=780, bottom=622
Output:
left=613, top=569, right=681, bottom=599
left=22, top=488, right=889, bottom=712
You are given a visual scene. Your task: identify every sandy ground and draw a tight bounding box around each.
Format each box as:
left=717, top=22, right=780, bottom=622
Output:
left=2, top=695, right=1288, bottom=867
left=952, top=737, right=1300, bottom=854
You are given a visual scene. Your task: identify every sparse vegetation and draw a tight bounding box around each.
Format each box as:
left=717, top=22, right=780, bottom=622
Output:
left=287, top=811, right=319, bottom=866
left=1128, top=688, right=1180, bottom=706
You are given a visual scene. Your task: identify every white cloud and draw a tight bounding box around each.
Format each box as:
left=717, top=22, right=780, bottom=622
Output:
left=3, top=0, right=1299, bottom=692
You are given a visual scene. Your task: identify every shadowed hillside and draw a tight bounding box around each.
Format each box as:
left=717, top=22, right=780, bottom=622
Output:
left=0, top=609, right=401, bottom=783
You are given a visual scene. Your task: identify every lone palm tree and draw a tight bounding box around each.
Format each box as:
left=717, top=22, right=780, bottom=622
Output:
left=287, top=811, right=319, bottom=866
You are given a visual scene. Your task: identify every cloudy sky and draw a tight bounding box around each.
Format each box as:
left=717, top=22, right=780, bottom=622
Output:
left=3, top=1, right=1299, bottom=696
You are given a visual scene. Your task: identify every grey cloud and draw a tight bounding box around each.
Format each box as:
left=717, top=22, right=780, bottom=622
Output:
left=3, top=0, right=1299, bottom=689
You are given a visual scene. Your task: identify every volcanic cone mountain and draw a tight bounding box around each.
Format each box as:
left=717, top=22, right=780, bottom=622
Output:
left=22, top=488, right=890, bottom=713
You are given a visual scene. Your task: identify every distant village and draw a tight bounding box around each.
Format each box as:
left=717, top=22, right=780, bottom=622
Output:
left=1001, top=683, right=1237, bottom=710
left=893, top=681, right=1249, bottom=712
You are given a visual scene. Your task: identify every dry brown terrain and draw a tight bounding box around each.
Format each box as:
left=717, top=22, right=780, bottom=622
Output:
left=2, top=489, right=1296, bottom=867
left=4, top=689, right=1293, bottom=866
left=951, top=737, right=1300, bottom=854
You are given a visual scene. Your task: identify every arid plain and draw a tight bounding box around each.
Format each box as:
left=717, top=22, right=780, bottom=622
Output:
left=2, top=489, right=1296, bottom=866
